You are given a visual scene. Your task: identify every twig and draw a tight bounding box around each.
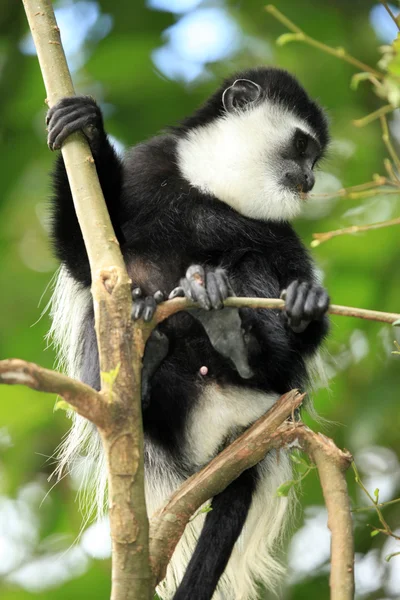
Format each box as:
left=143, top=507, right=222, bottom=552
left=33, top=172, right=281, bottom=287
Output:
left=157, top=297, right=400, bottom=325
left=353, top=104, right=394, bottom=128
left=311, top=217, right=400, bottom=247
left=0, top=358, right=106, bottom=427
left=149, top=390, right=306, bottom=585
left=265, top=5, right=384, bottom=79
left=380, top=114, right=400, bottom=173
left=381, top=1, right=400, bottom=31
left=352, top=463, right=400, bottom=541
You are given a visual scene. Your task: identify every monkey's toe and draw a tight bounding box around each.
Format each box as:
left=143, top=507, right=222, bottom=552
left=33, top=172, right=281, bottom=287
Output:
left=131, top=288, right=165, bottom=322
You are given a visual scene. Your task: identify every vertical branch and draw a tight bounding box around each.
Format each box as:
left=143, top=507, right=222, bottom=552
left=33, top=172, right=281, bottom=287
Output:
left=21, top=2, right=151, bottom=599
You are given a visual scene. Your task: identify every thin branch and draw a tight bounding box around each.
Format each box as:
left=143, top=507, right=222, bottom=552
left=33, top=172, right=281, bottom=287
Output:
left=384, top=157, right=400, bottom=182
left=265, top=4, right=384, bottom=79
left=380, top=114, right=400, bottom=173
left=283, top=429, right=354, bottom=600
left=0, top=358, right=107, bottom=427
left=310, top=187, right=400, bottom=202
left=311, top=217, right=400, bottom=247
left=149, top=389, right=305, bottom=585
left=353, top=104, right=394, bottom=128
left=157, top=297, right=400, bottom=325
left=21, top=1, right=125, bottom=277
left=352, top=463, right=400, bottom=541
left=381, top=1, right=400, bottom=31
left=308, top=176, right=400, bottom=201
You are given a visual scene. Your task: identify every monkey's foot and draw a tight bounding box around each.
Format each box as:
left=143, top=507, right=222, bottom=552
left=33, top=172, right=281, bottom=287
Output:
left=169, top=265, right=231, bottom=310
left=283, top=280, right=329, bottom=333
left=46, top=96, right=104, bottom=151
left=131, top=287, right=165, bottom=322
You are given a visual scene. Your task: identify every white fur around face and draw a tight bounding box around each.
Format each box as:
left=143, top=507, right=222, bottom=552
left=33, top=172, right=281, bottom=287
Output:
left=176, top=102, right=314, bottom=222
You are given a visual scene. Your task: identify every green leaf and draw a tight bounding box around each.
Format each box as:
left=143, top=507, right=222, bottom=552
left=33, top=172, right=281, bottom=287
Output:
left=370, top=529, right=380, bottom=537
left=276, top=480, right=295, bottom=497
left=189, top=504, right=213, bottom=521
left=54, top=399, right=75, bottom=413
left=374, top=488, right=379, bottom=502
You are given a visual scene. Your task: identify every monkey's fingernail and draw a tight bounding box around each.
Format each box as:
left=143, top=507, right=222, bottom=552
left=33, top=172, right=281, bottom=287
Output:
left=144, top=307, right=154, bottom=322
left=132, top=287, right=142, bottom=298
left=154, top=291, right=164, bottom=303
left=169, top=287, right=184, bottom=299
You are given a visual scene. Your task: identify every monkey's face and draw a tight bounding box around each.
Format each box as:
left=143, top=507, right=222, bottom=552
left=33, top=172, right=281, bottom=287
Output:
left=176, top=75, right=326, bottom=222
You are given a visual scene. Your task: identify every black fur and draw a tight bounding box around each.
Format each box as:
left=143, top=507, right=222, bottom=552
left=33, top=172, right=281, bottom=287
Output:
left=48, top=68, right=329, bottom=600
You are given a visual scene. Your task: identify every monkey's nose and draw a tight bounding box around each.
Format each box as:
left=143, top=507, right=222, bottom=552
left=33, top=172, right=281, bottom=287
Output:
left=301, top=170, right=315, bottom=193
left=283, top=169, right=315, bottom=193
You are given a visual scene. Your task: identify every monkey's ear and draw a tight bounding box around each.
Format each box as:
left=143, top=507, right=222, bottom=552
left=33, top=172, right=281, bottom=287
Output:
left=222, top=79, right=262, bottom=113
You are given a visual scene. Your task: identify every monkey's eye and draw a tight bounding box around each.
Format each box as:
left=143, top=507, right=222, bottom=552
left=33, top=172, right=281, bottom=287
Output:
left=295, top=135, right=308, bottom=155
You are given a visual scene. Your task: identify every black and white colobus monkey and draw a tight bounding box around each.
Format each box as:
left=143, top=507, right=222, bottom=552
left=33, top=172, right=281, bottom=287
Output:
left=47, top=67, right=330, bottom=600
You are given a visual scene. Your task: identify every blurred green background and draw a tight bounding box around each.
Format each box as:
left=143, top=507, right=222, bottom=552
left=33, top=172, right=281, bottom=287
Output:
left=0, top=1, right=399, bottom=598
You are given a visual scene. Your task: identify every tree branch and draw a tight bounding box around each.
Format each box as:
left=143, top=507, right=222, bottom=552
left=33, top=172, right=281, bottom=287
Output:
left=0, top=358, right=107, bottom=427
left=270, top=426, right=354, bottom=600
left=22, top=2, right=151, bottom=599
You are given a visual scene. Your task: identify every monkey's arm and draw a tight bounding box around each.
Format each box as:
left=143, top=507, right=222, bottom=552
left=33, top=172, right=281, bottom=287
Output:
left=47, top=96, right=124, bottom=285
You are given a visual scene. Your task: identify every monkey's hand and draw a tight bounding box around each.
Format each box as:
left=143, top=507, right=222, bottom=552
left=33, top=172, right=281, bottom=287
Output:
left=282, top=280, right=329, bottom=333
left=170, top=265, right=253, bottom=379
left=169, top=265, right=231, bottom=309
left=46, top=96, right=104, bottom=151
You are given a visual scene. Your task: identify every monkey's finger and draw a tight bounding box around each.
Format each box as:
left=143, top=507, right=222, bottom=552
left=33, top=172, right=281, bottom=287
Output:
left=303, top=286, right=318, bottom=320
left=214, top=269, right=231, bottom=299
left=284, top=280, right=300, bottom=313
left=289, top=282, right=310, bottom=326
left=48, top=113, right=98, bottom=150
left=132, top=299, right=145, bottom=320
left=316, top=289, right=330, bottom=314
left=185, top=265, right=211, bottom=309
left=153, top=291, right=165, bottom=304
left=46, top=96, right=98, bottom=124
left=132, top=287, right=142, bottom=299
left=186, top=278, right=211, bottom=310
left=206, top=272, right=223, bottom=309
left=168, top=286, right=185, bottom=299
left=143, top=297, right=157, bottom=322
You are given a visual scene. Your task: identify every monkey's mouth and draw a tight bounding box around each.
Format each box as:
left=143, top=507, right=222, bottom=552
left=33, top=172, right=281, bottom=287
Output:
left=298, top=187, right=309, bottom=201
